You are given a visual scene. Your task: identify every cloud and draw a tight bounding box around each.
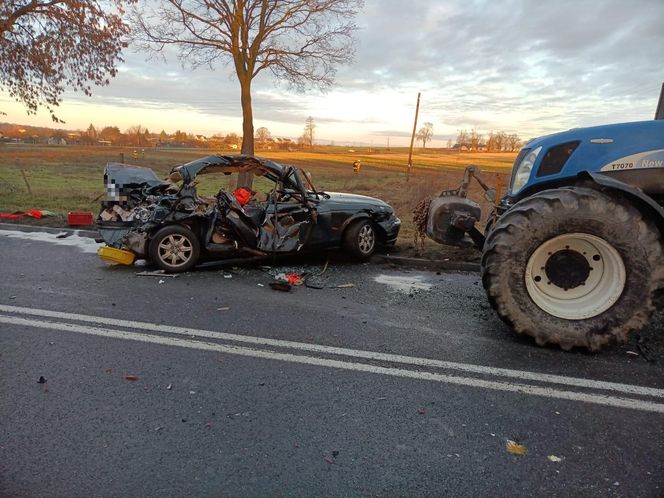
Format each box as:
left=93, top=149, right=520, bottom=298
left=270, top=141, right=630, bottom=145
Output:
left=4, top=0, right=662, bottom=143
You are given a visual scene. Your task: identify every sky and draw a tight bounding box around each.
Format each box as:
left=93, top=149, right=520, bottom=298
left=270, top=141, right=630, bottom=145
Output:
left=1, top=0, right=663, bottom=146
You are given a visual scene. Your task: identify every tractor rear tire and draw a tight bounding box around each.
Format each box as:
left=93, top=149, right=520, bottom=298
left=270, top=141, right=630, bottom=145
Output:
left=481, top=187, right=664, bottom=351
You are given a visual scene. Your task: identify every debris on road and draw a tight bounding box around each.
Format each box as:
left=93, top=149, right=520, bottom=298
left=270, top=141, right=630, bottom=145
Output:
left=56, top=231, right=72, bottom=239
left=223, top=274, right=233, bottom=279
left=506, top=440, right=528, bottom=456
left=417, top=408, right=426, bottom=415
left=216, top=307, right=230, bottom=311
left=286, top=273, right=303, bottom=286
left=158, top=279, right=165, bottom=284
left=97, top=246, right=136, bottom=265
left=269, top=281, right=292, bottom=292
left=305, top=279, right=324, bottom=289
left=136, top=270, right=178, bottom=278
left=37, top=376, right=46, bottom=384
left=125, top=375, right=139, bottom=381
left=548, top=455, right=563, bottom=462
left=323, top=455, right=335, bottom=465
left=336, top=283, right=355, bottom=288
left=166, top=384, right=172, bottom=390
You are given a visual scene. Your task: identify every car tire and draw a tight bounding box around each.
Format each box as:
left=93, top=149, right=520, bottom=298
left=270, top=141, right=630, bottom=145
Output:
left=482, top=187, right=664, bottom=351
left=344, top=219, right=377, bottom=260
left=149, top=225, right=200, bottom=273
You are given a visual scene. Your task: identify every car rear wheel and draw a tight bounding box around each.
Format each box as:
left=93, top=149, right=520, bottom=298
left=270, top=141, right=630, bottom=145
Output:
left=149, top=225, right=200, bottom=273
left=344, top=219, right=377, bottom=260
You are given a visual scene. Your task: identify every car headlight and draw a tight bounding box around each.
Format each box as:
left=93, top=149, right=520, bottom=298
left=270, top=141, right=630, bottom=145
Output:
left=510, top=146, right=542, bottom=195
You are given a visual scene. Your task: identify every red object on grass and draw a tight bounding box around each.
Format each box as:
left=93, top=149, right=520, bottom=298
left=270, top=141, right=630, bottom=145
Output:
left=0, top=210, right=44, bottom=219
left=67, top=211, right=94, bottom=226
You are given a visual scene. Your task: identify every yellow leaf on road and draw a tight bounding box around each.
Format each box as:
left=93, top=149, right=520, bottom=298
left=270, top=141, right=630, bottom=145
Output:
left=506, top=440, right=528, bottom=456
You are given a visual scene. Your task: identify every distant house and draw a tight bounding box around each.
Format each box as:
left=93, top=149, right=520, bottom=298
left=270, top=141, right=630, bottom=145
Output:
left=97, top=140, right=112, bottom=146
left=48, top=137, right=67, bottom=145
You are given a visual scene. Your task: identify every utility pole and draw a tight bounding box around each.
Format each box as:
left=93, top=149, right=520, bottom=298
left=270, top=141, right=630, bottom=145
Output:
left=407, top=92, right=421, bottom=179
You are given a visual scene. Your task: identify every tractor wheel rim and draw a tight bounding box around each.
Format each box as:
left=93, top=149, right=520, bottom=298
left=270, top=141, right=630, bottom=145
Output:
left=358, top=225, right=375, bottom=254
left=525, top=233, right=626, bottom=320
left=158, top=234, right=193, bottom=267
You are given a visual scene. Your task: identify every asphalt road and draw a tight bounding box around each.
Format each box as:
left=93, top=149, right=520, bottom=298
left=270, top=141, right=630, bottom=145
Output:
left=1, top=227, right=663, bottom=497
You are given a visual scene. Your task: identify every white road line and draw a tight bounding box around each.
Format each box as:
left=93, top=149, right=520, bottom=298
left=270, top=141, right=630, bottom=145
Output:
left=1, top=304, right=662, bottom=399
left=2, top=314, right=664, bottom=414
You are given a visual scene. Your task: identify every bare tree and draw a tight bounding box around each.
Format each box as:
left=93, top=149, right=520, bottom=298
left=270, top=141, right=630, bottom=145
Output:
left=0, top=0, right=131, bottom=122
left=126, top=124, right=145, bottom=146
left=303, top=116, right=316, bottom=147
left=456, top=130, right=468, bottom=149
left=86, top=124, right=98, bottom=140
left=255, top=126, right=271, bottom=148
left=132, top=0, right=362, bottom=186
left=416, top=122, right=433, bottom=149
left=506, top=133, right=522, bottom=152
left=468, top=129, right=484, bottom=151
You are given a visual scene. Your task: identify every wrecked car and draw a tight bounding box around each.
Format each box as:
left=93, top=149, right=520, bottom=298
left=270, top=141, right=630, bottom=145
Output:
left=96, top=155, right=401, bottom=272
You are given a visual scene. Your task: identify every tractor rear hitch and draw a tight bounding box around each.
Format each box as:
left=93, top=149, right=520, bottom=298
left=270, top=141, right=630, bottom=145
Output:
left=420, top=165, right=501, bottom=250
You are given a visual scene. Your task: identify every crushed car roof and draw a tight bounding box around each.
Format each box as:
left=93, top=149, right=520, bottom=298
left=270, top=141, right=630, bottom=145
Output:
left=170, top=155, right=287, bottom=184
left=104, top=163, right=167, bottom=187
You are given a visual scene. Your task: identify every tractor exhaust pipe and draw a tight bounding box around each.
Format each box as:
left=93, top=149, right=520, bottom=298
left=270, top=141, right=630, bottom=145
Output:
left=656, top=82, right=664, bottom=120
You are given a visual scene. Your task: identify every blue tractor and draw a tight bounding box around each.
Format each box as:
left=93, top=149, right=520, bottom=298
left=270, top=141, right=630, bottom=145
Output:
left=426, top=84, right=664, bottom=350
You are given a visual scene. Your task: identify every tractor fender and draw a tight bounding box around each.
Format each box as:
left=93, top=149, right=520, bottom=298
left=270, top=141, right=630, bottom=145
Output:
left=586, top=172, right=664, bottom=234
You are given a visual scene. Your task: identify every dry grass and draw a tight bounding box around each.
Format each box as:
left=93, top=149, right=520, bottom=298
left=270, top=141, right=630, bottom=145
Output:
left=0, top=144, right=515, bottom=260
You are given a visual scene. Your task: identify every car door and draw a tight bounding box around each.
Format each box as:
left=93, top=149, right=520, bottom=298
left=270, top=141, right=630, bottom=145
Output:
left=257, top=169, right=315, bottom=253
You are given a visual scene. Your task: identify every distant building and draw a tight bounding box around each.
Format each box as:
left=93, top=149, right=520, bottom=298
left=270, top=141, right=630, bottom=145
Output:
left=452, top=143, right=469, bottom=151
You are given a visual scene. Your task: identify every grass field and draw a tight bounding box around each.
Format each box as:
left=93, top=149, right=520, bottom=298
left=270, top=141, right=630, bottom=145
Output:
left=0, top=144, right=516, bottom=259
